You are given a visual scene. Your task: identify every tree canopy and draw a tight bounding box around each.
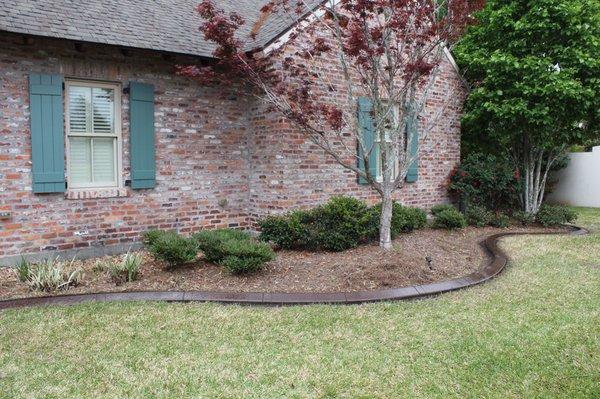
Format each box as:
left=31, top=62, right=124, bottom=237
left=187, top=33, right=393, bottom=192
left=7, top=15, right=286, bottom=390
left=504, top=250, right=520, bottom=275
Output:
left=455, top=0, right=600, bottom=157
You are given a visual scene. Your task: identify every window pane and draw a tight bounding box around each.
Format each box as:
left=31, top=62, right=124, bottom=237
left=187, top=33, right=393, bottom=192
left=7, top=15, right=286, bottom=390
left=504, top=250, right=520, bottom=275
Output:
left=69, top=137, right=92, bottom=184
left=92, top=88, right=114, bottom=134
left=92, top=138, right=116, bottom=183
left=69, top=86, right=91, bottom=133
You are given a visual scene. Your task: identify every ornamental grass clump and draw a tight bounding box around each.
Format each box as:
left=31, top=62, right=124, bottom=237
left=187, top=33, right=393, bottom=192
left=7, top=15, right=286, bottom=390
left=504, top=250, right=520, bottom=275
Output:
left=194, top=229, right=274, bottom=274
left=26, top=258, right=83, bottom=292
left=109, top=252, right=143, bottom=284
left=14, top=256, right=31, bottom=282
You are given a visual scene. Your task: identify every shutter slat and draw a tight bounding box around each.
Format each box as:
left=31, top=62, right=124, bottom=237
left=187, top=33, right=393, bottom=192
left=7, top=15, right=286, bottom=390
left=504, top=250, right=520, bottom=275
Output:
left=129, top=82, right=156, bottom=189
left=29, top=73, right=65, bottom=193
left=357, top=97, right=378, bottom=185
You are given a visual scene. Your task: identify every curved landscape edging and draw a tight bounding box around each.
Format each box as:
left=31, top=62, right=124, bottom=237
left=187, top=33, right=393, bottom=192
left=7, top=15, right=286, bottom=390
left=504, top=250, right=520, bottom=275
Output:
left=0, top=226, right=587, bottom=310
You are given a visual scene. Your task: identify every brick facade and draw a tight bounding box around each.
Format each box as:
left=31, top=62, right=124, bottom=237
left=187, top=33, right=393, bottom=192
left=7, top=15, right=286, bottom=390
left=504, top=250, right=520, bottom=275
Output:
left=0, top=32, right=465, bottom=261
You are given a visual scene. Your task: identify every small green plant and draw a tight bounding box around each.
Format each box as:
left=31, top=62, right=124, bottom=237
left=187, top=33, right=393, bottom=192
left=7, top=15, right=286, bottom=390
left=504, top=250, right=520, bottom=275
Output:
left=512, top=210, right=536, bottom=226
left=490, top=212, right=510, bottom=228
left=14, top=256, right=31, bottom=282
left=536, top=205, right=577, bottom=227
left=26, top=258, right=83, bottom=292
left=194, top=229, right=275, bottom=274
left=432, top=208, right=467, bottom=230
left=149, top=233, right=198, bottom=270
left=109, top=252, right=143, bottom=284
left=465, top=205, right=493, bottom=227
left=430, top=204, right=457, bottom=216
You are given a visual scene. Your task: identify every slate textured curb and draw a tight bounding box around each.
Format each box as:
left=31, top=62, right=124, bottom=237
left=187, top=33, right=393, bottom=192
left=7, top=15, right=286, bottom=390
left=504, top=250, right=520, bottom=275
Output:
left=0, top=226, right=587, bottom=310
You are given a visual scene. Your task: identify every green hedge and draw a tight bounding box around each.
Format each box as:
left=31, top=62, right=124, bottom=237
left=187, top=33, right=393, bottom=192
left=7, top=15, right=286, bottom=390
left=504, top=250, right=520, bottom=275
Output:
left=194, top=229, right=274, bottom=274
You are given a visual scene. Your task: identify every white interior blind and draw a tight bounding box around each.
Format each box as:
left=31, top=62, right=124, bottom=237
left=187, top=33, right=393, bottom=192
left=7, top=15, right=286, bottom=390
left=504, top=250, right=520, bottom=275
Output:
left=67, top=83, right=118, bottom=188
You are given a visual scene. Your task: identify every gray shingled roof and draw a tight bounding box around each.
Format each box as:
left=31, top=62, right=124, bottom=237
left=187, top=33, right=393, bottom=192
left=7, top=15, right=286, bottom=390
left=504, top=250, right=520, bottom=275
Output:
left=0, top=0, right=312, bottom=58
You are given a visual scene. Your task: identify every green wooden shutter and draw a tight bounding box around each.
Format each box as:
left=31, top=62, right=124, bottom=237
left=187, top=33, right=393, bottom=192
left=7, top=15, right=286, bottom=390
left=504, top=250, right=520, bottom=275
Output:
left=357, top=97, right=378, bottom=185
left=129, top=82, right=156, bottom=189
left=29, top=74, right=66, bottom=193
left=406, top=105, right=419, bottom=183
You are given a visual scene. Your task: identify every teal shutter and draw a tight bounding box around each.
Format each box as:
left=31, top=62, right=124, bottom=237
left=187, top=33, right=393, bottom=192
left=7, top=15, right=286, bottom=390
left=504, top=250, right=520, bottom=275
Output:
left=406, top=105, right=419, bottom=183
left=29, top=74, right=65, bottom=193
left=357, top=97, right=378, bottom=184
left=129, top=82, right=156, bottom=189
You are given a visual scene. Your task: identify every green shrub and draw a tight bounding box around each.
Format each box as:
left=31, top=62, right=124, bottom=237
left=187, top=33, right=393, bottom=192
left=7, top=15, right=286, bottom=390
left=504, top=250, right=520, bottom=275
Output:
left=536, top=205, right=577, bottom=227
left=432, top=209, right=467, bottom=230
left=490, top=212, right=510, bottom=228
left=26, top=258, right=83, bottom=292
left=465, top=205, right=493, bottom=227
left=310, top=196, right=371, bottom=251
left=194, top=229, right=274, bottom=274
left=149, top=233, right=197, bottom=269
left=109, top=252, right=143, bottom=284
left=14, top=256, right=31, bottom=282
left=512, top=210, right=536, bottom=226
left=431, top=204, right=457, bottom=216
left=258, top=210, right=313, bottom=250
left=368, top=202, right=427, bottom=239
left=142, top=229, right=171, bottom=247
left=449, top=153, right=520, bottom=210
left=219, top=241, right=275, bottom=274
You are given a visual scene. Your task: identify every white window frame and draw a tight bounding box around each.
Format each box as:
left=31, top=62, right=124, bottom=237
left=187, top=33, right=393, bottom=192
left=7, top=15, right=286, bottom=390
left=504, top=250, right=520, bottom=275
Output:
left=374, top=103, right=400, bottom=182
left=64, top=79, right=123, bottom=190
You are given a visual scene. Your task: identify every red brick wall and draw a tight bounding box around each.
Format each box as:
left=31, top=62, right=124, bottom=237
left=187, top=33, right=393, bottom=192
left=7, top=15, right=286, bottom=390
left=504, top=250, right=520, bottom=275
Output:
left=0, top=32, right=464, bottom=260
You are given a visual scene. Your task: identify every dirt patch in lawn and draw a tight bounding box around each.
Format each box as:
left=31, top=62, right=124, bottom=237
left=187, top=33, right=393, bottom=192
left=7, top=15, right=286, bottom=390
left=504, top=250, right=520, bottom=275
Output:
left=0, top=226, right=568, bottom=300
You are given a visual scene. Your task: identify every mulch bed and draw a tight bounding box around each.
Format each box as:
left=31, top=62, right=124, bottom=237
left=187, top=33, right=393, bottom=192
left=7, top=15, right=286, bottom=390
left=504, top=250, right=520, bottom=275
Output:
left=0, top=225, right=567, bottom=300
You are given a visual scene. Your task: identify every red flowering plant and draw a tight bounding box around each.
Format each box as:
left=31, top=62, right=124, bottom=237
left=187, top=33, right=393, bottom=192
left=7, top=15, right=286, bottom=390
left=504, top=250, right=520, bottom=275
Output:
left=448, top=153, right=521, bottom=211
left=179, top=0, right=482, bottom=249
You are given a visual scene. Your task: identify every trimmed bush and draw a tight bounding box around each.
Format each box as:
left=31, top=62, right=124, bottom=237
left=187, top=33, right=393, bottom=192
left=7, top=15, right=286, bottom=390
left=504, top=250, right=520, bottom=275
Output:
left=432, top=208, right=467, bottom=230
left=513, top=210, right=535, bottom=226
left=431, top=204, right=457, bottom=216
left=258, top=210, right=313, bottom=250
left=368, top=202, right=427, bottom=239
left=194, top=229, right=274, bottom=274
left=490, top=212, right=510, bottom=228
left=311, top=196, right=371, bottom=251
left=536, top=205, right=577, bottom=227
left=142, top=229, right=170, bottom=247
left=149, top=233, right=197, bottom=270
left=465, top=205, right=493, bottom=227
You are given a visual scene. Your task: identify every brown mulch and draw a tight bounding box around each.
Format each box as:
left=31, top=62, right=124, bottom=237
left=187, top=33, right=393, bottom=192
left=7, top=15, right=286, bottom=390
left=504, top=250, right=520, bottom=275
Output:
left=0, top=226, right=568, bottom=300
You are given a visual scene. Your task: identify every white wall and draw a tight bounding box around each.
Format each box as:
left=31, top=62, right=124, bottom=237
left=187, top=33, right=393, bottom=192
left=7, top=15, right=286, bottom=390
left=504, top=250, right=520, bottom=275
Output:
left=547, top=146, right=600, bottom=208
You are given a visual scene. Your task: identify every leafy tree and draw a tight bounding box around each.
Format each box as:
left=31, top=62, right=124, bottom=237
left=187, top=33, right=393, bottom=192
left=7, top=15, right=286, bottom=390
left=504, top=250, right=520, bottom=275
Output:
left=179, top=0, right=481, bottom=249
left=454, top=0, right=600, bottom=214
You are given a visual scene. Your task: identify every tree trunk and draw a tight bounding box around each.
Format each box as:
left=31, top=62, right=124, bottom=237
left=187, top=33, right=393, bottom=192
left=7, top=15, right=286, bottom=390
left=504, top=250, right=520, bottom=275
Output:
left=520, top=147, right=558, bottom=215
left=379, top=192, right=393, bottom=250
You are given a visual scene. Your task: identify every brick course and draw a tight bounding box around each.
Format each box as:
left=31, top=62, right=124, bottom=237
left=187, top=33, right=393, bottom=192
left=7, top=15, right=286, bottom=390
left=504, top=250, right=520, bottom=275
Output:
left=0, top=32, right=465, bottom=260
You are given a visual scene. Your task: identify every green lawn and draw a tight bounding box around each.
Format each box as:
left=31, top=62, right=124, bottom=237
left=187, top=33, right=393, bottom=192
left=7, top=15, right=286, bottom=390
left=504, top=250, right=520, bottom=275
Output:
left=1, top=209, right=599, bottom=398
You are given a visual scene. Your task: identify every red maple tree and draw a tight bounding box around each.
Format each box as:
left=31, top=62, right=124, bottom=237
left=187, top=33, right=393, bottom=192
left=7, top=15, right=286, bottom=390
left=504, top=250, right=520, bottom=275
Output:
left=180, top=0, right=483, bottom=249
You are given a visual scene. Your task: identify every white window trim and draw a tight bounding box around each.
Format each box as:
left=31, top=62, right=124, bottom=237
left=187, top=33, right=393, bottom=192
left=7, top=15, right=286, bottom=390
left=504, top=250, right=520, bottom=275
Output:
left=374, top=103, right=400, bottom=182
left=64, top=79, right=123, bottom=190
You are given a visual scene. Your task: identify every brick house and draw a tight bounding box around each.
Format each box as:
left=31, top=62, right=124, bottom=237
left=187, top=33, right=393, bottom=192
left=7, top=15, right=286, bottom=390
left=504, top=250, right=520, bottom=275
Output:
left=0, top=0, right=466, bottom=264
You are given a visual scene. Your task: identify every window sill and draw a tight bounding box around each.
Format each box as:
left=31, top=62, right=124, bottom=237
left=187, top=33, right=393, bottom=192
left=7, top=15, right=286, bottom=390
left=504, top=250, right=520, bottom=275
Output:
left=65, top=187, right=128, bottom=200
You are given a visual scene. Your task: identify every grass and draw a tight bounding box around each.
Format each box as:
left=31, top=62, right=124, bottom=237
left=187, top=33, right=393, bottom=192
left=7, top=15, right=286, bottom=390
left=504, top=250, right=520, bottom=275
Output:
left=1, top=208, right=599, bottom=398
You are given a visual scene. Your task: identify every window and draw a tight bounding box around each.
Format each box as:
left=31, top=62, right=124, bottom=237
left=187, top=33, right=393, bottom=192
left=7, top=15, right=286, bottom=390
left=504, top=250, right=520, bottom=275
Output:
left=65, top=80, right=121, bottom=189
left=374, top=103, right=400, bottom=181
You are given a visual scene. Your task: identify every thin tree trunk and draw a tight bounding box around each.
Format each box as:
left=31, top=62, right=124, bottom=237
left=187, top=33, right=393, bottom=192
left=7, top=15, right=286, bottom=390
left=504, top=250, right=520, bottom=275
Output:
left=379, top=192, right=393, bottom=250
